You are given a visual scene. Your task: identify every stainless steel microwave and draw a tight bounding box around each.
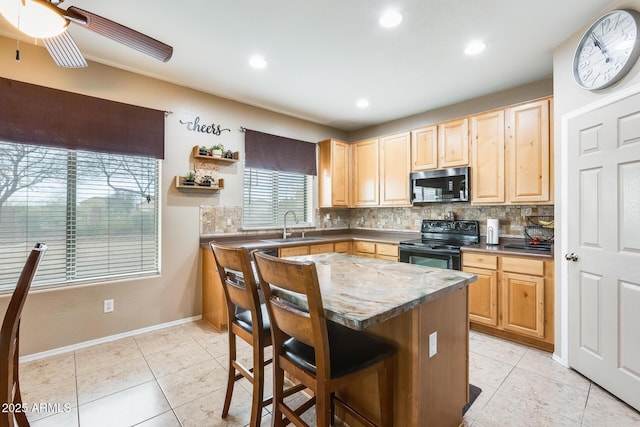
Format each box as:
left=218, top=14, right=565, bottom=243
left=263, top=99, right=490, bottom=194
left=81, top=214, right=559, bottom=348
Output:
left=410, top=167, right=469, bottom=203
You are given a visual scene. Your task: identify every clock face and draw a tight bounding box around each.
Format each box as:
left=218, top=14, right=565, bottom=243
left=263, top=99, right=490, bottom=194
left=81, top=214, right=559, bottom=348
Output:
left=573, top=9, right=640, bottom=90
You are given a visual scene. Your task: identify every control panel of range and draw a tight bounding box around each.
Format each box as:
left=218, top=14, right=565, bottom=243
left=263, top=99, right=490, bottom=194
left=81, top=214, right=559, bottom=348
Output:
left=421, top=220, right=479, bottom=235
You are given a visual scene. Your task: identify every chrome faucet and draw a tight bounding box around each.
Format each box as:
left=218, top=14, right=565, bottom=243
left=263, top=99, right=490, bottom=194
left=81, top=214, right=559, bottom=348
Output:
left=283, top=210, right=298, bottom=239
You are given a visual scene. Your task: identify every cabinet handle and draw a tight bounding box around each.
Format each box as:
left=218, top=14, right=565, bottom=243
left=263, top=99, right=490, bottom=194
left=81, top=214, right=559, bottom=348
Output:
left=564, top=253, right=578, bottom=262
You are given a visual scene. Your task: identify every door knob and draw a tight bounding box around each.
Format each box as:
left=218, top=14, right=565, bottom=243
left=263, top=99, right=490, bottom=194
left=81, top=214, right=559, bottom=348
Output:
left=564, top=253, right=579, bottom=262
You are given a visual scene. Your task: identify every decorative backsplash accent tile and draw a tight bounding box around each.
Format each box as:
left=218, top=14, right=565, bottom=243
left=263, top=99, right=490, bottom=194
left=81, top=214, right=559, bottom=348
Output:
left=200, top=205, right=243, bottom=234
left=200, top=204, right=554, bottom=238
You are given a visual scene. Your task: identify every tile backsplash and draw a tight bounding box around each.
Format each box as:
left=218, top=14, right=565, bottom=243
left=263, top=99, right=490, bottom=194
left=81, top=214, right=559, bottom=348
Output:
left=200, top=204, right=554, bottom=238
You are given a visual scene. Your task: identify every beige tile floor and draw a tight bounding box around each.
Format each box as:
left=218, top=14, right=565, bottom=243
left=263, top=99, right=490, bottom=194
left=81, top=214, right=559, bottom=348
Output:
left=17, top=320, right=640, bottom=427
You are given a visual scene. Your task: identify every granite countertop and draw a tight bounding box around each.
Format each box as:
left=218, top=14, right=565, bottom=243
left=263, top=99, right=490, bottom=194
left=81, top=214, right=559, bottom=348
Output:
left=273, top=252, right=477, bottom=330
left=200, top=229, right=421, bottom=249
left=462, top=237, right=554, bottom=259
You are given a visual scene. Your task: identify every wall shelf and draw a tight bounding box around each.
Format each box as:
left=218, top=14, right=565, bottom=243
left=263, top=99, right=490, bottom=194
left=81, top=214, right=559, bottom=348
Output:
left=175, top=176, right=224, bottom=192
left=192, top=146, right=239, bottom=163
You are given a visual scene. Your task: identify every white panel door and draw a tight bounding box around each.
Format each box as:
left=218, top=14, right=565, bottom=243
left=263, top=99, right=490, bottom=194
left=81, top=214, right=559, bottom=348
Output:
left=567, top=92, right=640, bottom=411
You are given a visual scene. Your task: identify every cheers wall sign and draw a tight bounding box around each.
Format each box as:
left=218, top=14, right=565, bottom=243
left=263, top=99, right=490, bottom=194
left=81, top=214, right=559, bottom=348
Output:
left=179, top=116, right=231, bottom=136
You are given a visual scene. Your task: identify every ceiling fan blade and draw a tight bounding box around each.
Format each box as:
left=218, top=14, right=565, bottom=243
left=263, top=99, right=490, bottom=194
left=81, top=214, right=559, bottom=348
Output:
left=67, top=6, right=173, bottom=62
left=42, top=31, right=88, bottom=68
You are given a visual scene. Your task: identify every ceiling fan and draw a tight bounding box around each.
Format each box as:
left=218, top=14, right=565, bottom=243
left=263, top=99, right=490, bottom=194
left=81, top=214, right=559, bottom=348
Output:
left=0, top=0, right=173, bottom=68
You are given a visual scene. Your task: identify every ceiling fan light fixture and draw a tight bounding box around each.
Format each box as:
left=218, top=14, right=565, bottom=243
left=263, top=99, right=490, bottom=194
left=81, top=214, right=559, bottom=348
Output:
left=0, top=0, right=68, bottom=39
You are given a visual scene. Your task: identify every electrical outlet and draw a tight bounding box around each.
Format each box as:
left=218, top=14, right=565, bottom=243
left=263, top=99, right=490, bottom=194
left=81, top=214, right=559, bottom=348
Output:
left=429, top=331, right=437, bottom=358
left=103, top=299, right=114, bottom=313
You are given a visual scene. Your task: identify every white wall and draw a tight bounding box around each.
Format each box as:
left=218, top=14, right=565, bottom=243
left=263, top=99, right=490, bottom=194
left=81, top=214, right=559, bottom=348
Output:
left=0, top=36, right=346, bottom=355
left=552, top=0, right=640, bottom=363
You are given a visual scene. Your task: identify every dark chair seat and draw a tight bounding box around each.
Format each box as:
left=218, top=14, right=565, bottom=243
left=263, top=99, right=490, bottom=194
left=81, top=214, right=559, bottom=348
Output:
left=283, top=321, right=396, bottom=378
left=235, top=304, right=271, bottom=336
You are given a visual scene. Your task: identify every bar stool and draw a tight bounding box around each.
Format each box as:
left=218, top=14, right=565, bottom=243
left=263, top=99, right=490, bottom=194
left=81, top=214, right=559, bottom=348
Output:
left=210, top=243, right=272, bottom=427
left=210, top=244, right=306, bottom=427
left=252, top=251, right=396, bottom=427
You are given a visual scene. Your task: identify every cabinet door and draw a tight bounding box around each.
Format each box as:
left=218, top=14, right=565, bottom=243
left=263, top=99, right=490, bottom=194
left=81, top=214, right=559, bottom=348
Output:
left=309, top=243, right=334, bottom=254
left=332, top=141, right=350, bottom=206
left=471, top=110, right=505, bottom=204
left=501, top=272, right=545, bottom=338
left=333, top=241, right=351, bottom=254
left=411, top=125, right=438, bottom=171
left=376, top=243, right=399, bottom=262
left=354, top=241, right=376, bottom=254
left=376, top=243, right=398, bottom=257
left=352, top=138, right=379, bottom=206
left=506, top=99, right=550, bottom=203
left=438, top=118, right=469, bottom=167
left=201, top=248, right=228, bottom=331
left=279, top=246, right=310, bottom=257
left=464, top=266, right=498, bottom=326
left=318, top=139, right=350, bottom=207
left=379, top=132, right=411, bottom=206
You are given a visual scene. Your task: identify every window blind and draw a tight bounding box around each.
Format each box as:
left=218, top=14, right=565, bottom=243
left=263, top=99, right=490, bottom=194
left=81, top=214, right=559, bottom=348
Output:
left=243, top=168, right=311, bottom=227
left=0, top=141, right=159, bottom=291
left=244, top=129, right=317, bottom=176
left=0, top=77, right=165, bottom=159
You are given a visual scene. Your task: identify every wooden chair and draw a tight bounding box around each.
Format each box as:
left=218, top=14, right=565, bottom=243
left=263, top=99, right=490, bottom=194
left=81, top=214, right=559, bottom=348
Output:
left=252, top=251, right=396, bottom=427
left=1, top=243, right=47, bottom=427
left=210, top=243, right=305, bottom=427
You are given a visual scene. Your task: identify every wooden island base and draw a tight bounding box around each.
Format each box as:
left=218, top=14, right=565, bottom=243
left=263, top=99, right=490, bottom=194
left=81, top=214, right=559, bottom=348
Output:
left=337, top=287, right=469, bottom=427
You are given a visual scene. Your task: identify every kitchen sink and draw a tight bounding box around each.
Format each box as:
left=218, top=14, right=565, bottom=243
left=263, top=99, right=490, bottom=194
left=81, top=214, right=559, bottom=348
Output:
left=262, top=237, right=327, bottom=243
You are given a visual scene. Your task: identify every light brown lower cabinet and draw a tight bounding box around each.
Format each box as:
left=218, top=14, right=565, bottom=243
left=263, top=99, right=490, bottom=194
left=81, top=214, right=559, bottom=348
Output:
left=201, top=247, right=228, bottom=331
left=354, top=241, right=399, bottom=262
left=279, top=245, right=310, bottom=257
left=462, top=251, right=553, bottom=351
left=333, top=241, right=351, bottom=254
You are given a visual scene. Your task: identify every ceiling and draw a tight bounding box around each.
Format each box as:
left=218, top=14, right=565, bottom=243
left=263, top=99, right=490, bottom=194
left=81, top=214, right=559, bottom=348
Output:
left=0, top=0, right=612, bottom=131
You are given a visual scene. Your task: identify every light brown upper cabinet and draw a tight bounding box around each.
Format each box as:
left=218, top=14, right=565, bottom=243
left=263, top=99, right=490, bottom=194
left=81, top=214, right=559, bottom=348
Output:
left=470, top=110, right=506, bottom=204
left=379, top=132, right=411, bottom=206
left=471, top=97, right=553, bottom=205
left=352, top=138, right=379, bottom=206
left=438, top=118, right=469, bottom=167
left=506, top=98, right=551, bottom=203
left=411, top=125, right=438, bottom=171
left=318, top=139, right=350, bottom=207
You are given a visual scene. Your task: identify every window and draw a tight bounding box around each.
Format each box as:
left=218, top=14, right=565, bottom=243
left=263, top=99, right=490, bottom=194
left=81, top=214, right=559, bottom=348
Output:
left=0, top=141, right=159, bottom=291
left=243, top=167, right=312, bottom=228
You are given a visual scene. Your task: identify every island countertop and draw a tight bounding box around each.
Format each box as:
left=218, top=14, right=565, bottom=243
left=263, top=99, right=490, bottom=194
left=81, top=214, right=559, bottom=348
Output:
left=280, top=252, right=477, bottom=330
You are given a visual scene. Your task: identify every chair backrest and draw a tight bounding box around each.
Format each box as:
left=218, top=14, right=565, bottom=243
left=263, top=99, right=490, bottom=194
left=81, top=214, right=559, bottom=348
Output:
left=210, top=243, right=264, bottom=329
left=252, top=251, right=331, bottom=374
left=0, top=243, right=47, bottom=414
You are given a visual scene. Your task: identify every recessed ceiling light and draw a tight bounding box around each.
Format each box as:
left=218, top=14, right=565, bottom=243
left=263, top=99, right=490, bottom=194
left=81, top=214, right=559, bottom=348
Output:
left=464, top=41, right=486, bottom=55
left=249, top=54, right=267, bottom=69
left=356, top=99, right=370, bottom=109
left=379, top=9, right=403, bottom=28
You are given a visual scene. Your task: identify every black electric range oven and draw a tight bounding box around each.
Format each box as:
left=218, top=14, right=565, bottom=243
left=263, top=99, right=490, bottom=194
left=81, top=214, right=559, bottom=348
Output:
left=399, top=220, right=479, bottom=270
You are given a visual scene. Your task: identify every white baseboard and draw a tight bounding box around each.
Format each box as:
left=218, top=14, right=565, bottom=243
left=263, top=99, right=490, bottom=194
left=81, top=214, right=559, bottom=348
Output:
left=20, top=315, right=202, bottom=363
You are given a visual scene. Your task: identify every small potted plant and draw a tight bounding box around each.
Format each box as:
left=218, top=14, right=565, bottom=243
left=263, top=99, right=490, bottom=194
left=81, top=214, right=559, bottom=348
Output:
left=183, top=171, right=196, bottom=185
left=200, top=175, right=212, bottom=187
left=198, top=145, right=209, bottom=156
left=210, top=143, right=224, bottom=157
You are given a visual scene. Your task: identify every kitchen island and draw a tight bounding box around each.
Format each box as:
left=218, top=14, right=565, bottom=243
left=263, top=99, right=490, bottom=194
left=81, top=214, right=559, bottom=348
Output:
left=282, top=253, right=477, bottom=427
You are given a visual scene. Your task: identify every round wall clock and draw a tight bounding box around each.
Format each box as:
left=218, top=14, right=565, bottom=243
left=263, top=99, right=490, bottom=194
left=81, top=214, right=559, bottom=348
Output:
left=573, top=9, right=640, bottom=90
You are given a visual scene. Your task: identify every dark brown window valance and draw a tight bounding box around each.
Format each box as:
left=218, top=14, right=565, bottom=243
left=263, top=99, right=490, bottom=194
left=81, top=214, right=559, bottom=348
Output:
left=245, top=129, right=316, bottom=176
left=0, top=77, right=165, bottom=159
